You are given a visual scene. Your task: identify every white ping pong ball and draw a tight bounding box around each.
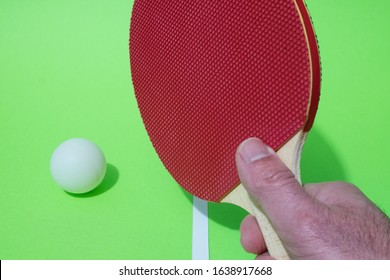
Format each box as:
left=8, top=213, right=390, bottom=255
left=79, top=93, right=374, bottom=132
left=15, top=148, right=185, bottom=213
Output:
left=50, top=138, right=106, bottom=194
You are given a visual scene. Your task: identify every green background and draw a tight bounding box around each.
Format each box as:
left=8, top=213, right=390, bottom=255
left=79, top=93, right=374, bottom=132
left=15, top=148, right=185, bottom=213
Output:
left=0, top=0, right=389, bottom=260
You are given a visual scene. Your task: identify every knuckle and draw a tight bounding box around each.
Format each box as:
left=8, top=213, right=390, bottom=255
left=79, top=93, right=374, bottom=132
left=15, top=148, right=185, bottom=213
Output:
left=335, top=181, right=360, bottom=191
left=334, top=181, right=365, bottom=199
left=248, top=163, right=299, bottom=198
left=260, top=167, right=297, bottom=190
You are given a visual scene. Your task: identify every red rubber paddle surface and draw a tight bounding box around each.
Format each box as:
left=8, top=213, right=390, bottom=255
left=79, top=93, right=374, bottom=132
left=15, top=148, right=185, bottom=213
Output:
left=130, top=0, right=319, bottom=202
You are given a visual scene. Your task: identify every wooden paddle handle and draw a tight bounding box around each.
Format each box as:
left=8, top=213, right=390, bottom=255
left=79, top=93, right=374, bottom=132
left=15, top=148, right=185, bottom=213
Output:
left=223, top=184, right=289, bottom=259
left=250, top=195, right=289, bottom=259
left=223, top=131, right=306, bottom=259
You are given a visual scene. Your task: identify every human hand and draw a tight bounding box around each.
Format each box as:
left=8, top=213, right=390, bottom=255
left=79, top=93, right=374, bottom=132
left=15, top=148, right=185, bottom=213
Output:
left=236, top=138, right=390, bottom=259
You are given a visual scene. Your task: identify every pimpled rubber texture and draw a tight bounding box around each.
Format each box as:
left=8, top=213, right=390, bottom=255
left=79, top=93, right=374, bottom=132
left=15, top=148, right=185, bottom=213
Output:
left=130, top=0, right=315, bottom=202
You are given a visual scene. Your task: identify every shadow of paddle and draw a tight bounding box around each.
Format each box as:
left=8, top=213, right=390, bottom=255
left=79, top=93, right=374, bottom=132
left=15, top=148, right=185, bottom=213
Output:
left=300, top=129, right=347, bottom=183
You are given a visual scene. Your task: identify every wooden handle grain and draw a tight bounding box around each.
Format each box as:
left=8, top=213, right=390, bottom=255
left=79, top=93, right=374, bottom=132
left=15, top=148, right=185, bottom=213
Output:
left=251, top=202, right=289, bottom=259
left=223, top=183, right=290, bottom=259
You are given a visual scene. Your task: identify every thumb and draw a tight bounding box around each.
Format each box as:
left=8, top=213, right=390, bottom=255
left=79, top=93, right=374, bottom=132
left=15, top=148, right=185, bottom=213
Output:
left=236, top=138, right=312, bottom=233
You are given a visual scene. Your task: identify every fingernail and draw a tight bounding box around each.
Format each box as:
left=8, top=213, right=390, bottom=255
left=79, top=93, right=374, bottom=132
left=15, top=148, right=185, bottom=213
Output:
left=238, top=138, right=274, bottom=164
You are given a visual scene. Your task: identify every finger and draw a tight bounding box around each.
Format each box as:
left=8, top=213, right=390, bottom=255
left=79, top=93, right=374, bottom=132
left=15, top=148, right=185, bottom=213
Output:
left=240, top=215, right=267, bottom=254
left=255, top=252, right=274, bottom=260
left=236, top=138, right=314, bottom=232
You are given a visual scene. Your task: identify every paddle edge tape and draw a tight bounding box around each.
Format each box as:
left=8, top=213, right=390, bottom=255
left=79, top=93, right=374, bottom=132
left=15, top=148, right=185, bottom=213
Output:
left=295, top=0, right=322, bottom=132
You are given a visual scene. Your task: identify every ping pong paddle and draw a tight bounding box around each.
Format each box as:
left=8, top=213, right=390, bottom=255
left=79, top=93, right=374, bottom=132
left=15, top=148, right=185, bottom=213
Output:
left=130, top=0, right=320, bottom=259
